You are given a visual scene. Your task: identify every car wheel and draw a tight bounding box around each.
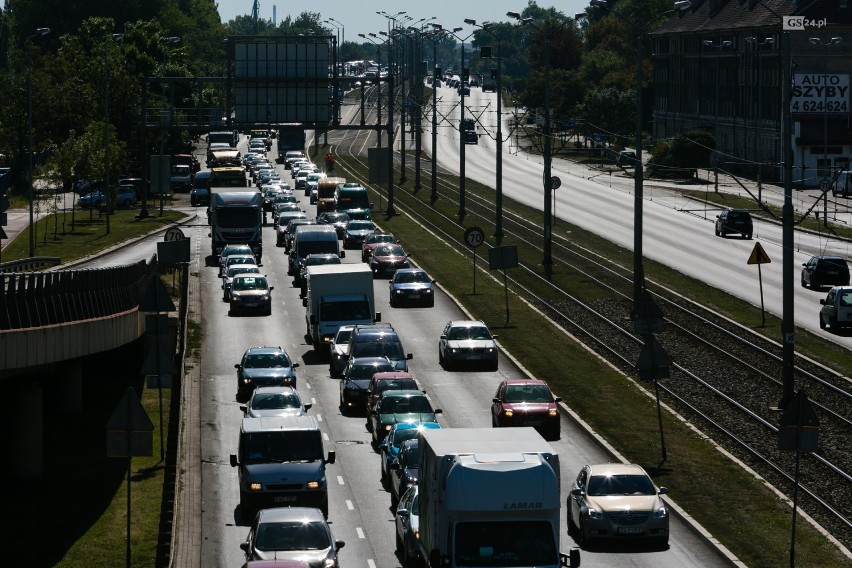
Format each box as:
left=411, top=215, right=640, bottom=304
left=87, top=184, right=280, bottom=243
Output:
left=390, top=295, right=396, bottom=308
left=801, top=275, right=807, bottom=288
left=426, top=298, right=434, bottom=308
left=395, top=529, right=403, bottom=552
left=714, top=226, right=720, bottom=236
left=550, top=428, right=561, bottom=441
left=438, top=349, right=445, bottom=367
left=403, top=539, right=417, bottom=566
left=746, top=233, right=752, bottom=240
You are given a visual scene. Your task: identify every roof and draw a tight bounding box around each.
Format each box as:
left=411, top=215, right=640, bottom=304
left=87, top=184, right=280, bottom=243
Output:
left=257, top=506, right=326, bottom=523
left=372, top=371, right=414, bottom=381
left=587, top=463, right=651, bottom=477
left=241, top=415, right=320, bottom=433
left=244, top=346, right=286, bottom=355
left=447, top=319, right=486, bottom=327
left=502, top=378, right=550, bottom=386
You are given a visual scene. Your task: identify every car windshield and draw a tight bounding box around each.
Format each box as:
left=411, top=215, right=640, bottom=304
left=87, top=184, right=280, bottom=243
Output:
left=376, top=379, right=418, bottom=394
left=352, top=340, right=405, bottom=360
left=402, top=444, right=420, bottom=467
left=840, top=291, right=852, bottom=307
left=382, top=396, right=432, bottom=414
left=328, top=213, right=350, bottom=223
left=587, top=474, right=656, bottom=496
left=504, top=385, right=553, bottom=403
left=233, top=276, right=268, bottom=291
left=250, top=392, right=301, bottom=410
left=729, top=211, right=750, bottom=221
left=227, top=266, right=260, bottom=278
left=392, top=427, right=422, bottom=448
left=244, top=431, right=323, bottom=463
left=448, top=326, right=492, bottom=340
left=244, top=353, right=291, bottom=368
left=375, top=244, right=405, bottom=257
left=306, top=256, right=341, bottom=267
left=227, top=257, right=256, bottom=268
left=367, top=234, right=394, bottom=245
left=255, top=521, right=330, bottom=551
left=348, top=221, right=375, bottom=231
left=395, top=271, right=430, bottom=284
left=334, top=329, right=353, bottom=344
left=350, top=361, right=395, bottom=380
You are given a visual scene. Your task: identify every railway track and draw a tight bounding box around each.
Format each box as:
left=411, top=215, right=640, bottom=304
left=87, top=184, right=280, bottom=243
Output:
left=320, top=96, right=852, bottom=550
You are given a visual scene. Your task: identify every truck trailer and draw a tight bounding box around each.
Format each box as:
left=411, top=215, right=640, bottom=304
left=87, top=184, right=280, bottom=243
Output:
left=418, top=428, right=579, bottom=568
left=209, top=187, right=263, bottom=262
left=303, top=263, right=379, bottom=352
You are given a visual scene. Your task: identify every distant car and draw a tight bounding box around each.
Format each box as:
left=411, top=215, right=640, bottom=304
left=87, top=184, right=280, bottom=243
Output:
left=317, top=211, right=351, bottom=239
left=568, top=463, right=670, bottom=547
left=239, top=507, right=344, bottom=565
left=369, top=390, right=442, bottom=445
left=819, top=286, right=852, bottom=330
left=275, top=212, right=308, bottom=243
left=389, top=268, right=435, bottom=307
left=235, top=346, right=299, bottom=401
left=283, top=219, right=316, bottom=254
left=343, top=220, right=377, bottom=249
left=329, top=325, right=356, bottom=377
left=715, top=209, right=753, bottom=239
left=801, top=256, right=850, bottom=289
left=222, top=265, right=261, bottom=301
left=221, top=254, right=258, bottom=278
left=283, top=150, right=306, bottom=169
left=229, top=274, right=274, bottom=317
left=305, top=172, right=326, bottom=196
left=369, top=244, right=410, bottom=277
left=379, top=422, right=441, bottom=487
left=361, top=232, right=397, bottom=262
left=438, top=320, right=499, bottom=371
left=241, top=386, right=311, bottom=418
left=462, top=129, right=478, bottom=144
left=395, top=485, right=422, bottom=566
left=616, top=150, right=637, bottom=167
left=491, top=379, right=561, bottom=440
left=339, top=357, right=396, bottom=416
left=365, top=371, right=423, bottom=419
left=831, top=170, right=850, bottom=197
left=190, top=180, right=210, bottom=207
left=219, top=244, right=255, bottom=274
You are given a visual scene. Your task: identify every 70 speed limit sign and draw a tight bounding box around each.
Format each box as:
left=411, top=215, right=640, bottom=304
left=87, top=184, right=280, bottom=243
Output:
left=463, top=226, right=485, bottom=248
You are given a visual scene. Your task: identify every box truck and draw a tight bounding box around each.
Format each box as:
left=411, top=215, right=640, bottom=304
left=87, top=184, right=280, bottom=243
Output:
left=209, top=187, right=263, bottom=262
left=418, top=428, right=579, bottom=568
left=303, top=264, right=380, bottom=352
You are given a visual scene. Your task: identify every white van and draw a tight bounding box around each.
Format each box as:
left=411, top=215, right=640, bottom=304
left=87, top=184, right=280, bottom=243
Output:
left=832, top=171, right=850, bottom=198
left=289, top=225, right=344, bottom=276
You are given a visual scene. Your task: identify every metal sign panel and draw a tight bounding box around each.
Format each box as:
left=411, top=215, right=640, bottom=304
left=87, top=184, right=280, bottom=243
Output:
left=488, top=245, right=518, bottom=270
left=149, top=155, right=171, bottom=195
left=157, top=238, right=191, bottom=265
left=747, top=242, right=771, bottom=265
left=368, top=147, right=388, bottom=183
left=792, top=74, right=849, bottom=114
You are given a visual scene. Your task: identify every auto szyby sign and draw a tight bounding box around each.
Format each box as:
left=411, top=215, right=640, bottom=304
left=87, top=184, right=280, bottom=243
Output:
left=791, top=74, right=849, bottom=113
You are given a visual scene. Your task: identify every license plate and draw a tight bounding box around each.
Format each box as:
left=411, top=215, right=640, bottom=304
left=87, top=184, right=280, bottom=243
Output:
left=273, top=495, right=298, bottom=503
left=617, top=527, right=643, bottom=534
left=523, top=421, right=541, bottom=427
left=244, top=303, right=258, bottom=308
left=409, top=294, right=421, bottom=299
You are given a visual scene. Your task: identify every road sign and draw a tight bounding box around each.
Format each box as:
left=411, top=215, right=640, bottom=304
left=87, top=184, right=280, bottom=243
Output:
left=747, top=242, right=771, bottom=265
left=106, top=387, right=154, bottom=457
left=778, top=390, right=819, bottom=452
left=463, top=226, right=485, bottom=248
left=819, top=178, right=831, bottom=191
left=550, top=176, right=561, bottom=190
left=164, top=227, right=185, bottom=242
left=0, top=193, right=9, bottom=213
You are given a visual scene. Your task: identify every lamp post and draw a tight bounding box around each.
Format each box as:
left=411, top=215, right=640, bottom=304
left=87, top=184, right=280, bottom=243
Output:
left=367, top=33, right=386, bottom=147
left=508, top=11, right=553, bottom=277
left=588, top=0, right=692, bottom=303
left=465, top=19, right=505, bottom=244
left=328, top=17, right=345, bottom=55
left=103, top=33, right=123, bottom=235
left=702, top=39, right=733, bottom=150
left=26, top=27, right=50, bottom=258
left=808, top=36, right=842, bottom=199
left=427, top=25, right=447, bottom=204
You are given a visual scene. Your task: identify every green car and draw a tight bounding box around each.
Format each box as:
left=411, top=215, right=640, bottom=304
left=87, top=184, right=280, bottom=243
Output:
left=369, top=390, right=441, bottom=445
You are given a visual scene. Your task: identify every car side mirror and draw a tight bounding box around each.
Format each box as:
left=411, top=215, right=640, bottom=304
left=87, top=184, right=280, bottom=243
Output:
left=406, top=353, right=413, bottom=360
left=326, top=450, right=336, bottom=465
left=239, top=542, right=249, bottom=552
left=820, top=299, right=827, bottom=305
left=397, top=508, right=410, bottom=518
left=340, top=251, right=346, bottom=258
left=229, top=454, right=238, bottom=467
left=304, top=403, right=312, bottom=411
left=239, top=405, right=247, bottom=413
left=234, top=364, right=241, bottom=369
left=269, top=286, right=274, bottom=292
left=434, top=408, right=443, bottom=414
left=440, top=334, right=446, bottom=340
left=336, top=540, right=346, bottom=550
left=554, top=396, right=562, bottom=403
left=375, top=312, right=382, bottom=322
left=378, top=441, right=387, bottom=450
left=492, top=398, right=500, bottom=403
left=492, top=334, right=499, bottom=339
left=659, top=486, right=670, bottom=495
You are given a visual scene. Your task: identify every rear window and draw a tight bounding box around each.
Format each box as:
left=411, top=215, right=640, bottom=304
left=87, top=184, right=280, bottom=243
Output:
left=729, top=211, right=751, bottom=221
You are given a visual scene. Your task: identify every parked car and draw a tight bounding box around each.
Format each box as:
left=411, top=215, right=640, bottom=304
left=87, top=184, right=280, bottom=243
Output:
left=715, top=209, right=753, bottom=239
left=568, top=463, right=670, bottom=547
left=329, top=325, right=356, bottom=377
left=379, top=422, right=441, bottom=487
left=229, top=274, right=274, bottom=317
left=438, top=320, right=499, bottom=370
left=235, top=346, right=300, bottom=401
left=395, top=485, right=422, bottom=566
left=491, top=379, right=562, bottom=441
left=389, top=268, right=435, bottom=307
left=222, top=265, right=261, bottom=301
left=239, top=507, right=344, bottom=565
left=240, top=386, right=311, bottom=418
left=831, top=170, right=850, bottom=197
left=361, top=232, right=397, bottom=262
left=801, top=255, right=850, bottom=289
left=339, top=357, right=396, bottom=415
left=819, top=286, right=852, bottom=330
left=369, top=390, right=442, bottom=445
left=369, top=243, right=411, bottom=277
left=343, top=220, right=377, bottom=249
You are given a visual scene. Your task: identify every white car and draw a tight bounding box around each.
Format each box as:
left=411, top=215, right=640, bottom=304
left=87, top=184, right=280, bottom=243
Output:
left=329, top=325, right=355, bottom=376
left=819, top=286, right=852, bottom=330
left=438, top=319, right=499, bottom=371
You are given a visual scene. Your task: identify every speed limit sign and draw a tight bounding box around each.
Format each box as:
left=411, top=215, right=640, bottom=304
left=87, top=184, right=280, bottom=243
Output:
left=463, top=226, right=485, bottom=248
left=164, top=227, right=185, bottom=242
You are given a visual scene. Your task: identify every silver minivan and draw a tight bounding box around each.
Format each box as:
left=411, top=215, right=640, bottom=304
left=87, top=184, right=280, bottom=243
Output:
left=289, top=225, right=344, bottom=276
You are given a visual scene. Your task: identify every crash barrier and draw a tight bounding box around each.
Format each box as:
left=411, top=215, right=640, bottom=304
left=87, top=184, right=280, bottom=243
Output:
left=0, top=255, right=156, bottom=330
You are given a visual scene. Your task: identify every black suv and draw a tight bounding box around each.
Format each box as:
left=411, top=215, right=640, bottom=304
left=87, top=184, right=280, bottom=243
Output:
left=347, top=324, right=413, bottom=372
left=715, top=209, right=753, bottom=239
left=801, top=255, right=850, bottom=289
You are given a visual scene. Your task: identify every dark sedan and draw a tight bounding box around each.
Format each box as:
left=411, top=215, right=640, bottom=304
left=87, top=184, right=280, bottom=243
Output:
left=235, top=346, right=300, bottom=401
left=369, top=243, right=410, bottom=277
left=389, top=268, right=435, bottom=307
left=343, top=220, right=377, bottom=249
left=317, top=211, right=352, bottom=239
left=339, top=357, right=396, bottom=416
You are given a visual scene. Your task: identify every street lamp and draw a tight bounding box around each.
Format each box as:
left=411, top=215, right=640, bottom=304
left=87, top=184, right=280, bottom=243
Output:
left=427, top=25, right=448, bottom=204
left=702, top=39, right=733, bottom=150
left=328, top=17, right=345, bottom=54
left=808, top=36, right=842, bottom=197
left=103, top=33, right=123, bottom=235
left=26, top=27, right=50, bottom=258
left=508, top=11, right=553, bottom=276
left=588, top=0, right=691, bottom=304
left=465, top=19, right=506, bottom=244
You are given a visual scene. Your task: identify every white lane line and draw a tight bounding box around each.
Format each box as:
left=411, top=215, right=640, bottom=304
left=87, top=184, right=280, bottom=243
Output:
left=316, top=414, right=323, bottom=422
left=311, top=397, right=317, bottom=405
left=337, top=476, right=345, bottom=485
left=356, top=527, right=365, bottom=539
left=322, top=432, right=329, bottom=441
left=367, top=560, right=377, bottom=568
left=346, top=500, right=354, bottom=510
left=306, top=382, right=312, bottom=390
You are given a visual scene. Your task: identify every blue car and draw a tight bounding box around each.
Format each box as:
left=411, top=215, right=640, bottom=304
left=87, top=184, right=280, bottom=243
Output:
left=389, top=268, right=435, bottom=308
left=379, top=421, right=441, bottom=485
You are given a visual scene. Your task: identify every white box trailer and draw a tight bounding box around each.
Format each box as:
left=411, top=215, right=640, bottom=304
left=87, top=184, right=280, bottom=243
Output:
left=418, top=428, right=579, bottom=568
left=303, top=263, right=379, bottom=351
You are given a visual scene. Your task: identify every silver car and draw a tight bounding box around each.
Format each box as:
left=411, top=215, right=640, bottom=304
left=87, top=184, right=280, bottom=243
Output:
left=222, top=265, right=261, bottom=301
left=438, top=319, right=499, bottom=371
left=240, top=386, right=311, bottom=418
left=395, top=484, right=422, bottom=566
left=240, top=506, right=344, bottom=565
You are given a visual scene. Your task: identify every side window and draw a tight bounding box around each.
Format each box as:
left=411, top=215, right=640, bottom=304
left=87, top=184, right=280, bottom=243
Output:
left=826, top=291, right=836, bottom=304
left=575, top=468, right=587, bottom=489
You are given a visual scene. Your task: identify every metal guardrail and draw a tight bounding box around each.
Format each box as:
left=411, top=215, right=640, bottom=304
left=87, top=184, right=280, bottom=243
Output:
left=0, top=257, right=61, bottom=273
left=0, top=256, right=156, bottom=330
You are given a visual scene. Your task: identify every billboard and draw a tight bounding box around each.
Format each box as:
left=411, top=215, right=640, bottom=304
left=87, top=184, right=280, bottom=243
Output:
left=791, top=74, right=849, bottom=114
left=229, top=36, right=334, bottom=125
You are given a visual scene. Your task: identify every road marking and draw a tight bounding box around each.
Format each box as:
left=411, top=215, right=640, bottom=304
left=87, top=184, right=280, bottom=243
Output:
left=316, top=414, right=323, bottom=422
left=337, top=475, right=345, bottom=485
left=322, top=432, right=329, bottom=441
left=311, top=397, right=317, bottom=405
left=305, top=382, right=312, bottom=390
left=346, top=500, right=354, bottom=510
left=356, top=527, right=365, bottom=539
left=367, top=560, right=377, bottom=568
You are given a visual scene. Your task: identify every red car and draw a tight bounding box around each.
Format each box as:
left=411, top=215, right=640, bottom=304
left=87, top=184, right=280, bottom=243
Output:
left=491, top=379, right=561, bottom=441
left=361, top=232, right=397, bottom=262
left=364, top=371, right=422, bottom=421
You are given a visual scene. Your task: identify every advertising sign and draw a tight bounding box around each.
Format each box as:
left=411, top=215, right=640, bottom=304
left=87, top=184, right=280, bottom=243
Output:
left=791, top=74, right=849, bottom=113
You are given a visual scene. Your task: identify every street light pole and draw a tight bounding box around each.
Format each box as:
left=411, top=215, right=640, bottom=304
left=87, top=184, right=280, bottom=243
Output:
left=26, top=27, right=50, bottom=258
left=808, top=36, right=842, bottom=202
left=428, top=26, right=445, bottom=204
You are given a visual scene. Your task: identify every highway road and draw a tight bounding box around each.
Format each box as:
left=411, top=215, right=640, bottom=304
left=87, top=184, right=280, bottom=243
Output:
left=423, top=82, right=852, bottom=350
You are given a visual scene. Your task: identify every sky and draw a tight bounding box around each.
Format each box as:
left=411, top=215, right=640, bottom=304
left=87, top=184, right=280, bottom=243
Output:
left=216, top=0, right=589, bottom=39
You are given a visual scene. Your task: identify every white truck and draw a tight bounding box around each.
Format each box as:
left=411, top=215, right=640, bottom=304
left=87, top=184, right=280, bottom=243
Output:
left=418, top=428, right=580, bottom=568
left=208, top=187, right=263, bottom=262
left=303, top=264, right=380, bottom=352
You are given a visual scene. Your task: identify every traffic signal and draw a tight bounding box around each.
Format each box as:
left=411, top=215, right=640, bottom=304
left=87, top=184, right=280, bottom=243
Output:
left=434, top=66, right=442, bottom=79
left=462, top=68, right=469, bottom=81
left=490, top=68, right=497, bottom=80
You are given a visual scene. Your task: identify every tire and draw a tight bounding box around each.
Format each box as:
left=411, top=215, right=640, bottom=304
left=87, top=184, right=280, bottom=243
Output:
left=746, top=233, right=752, bottom=240
left=395, top=529, right=403, bottom=552
left=438, top=349, right=445, bottom=367
left=829, top=316, right=838, bottom=329
left=403, top=540, right=417, bottom=567
left=714, top=226, right=720, bottom=236
left=801, top=275, right=807, bottom=288
left=389, top=296, right=396, bottom=308
left=426, top=298, right=434, bottom=308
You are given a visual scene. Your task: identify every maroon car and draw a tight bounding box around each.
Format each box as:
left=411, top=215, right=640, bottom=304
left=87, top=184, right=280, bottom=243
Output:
left=364, top=371, right=422, bottom=422
left=491, top=379, right=561, bottom=441
left=361, top=232, right=397, bottom=262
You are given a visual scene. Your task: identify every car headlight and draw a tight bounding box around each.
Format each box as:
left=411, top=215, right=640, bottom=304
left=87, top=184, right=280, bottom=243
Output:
left=504, top=409, right=514, bottom=418
left=261, top=294, right=270, bottom=300
left=653, top=504, right=668, bottom=519
left=248, top=482, right=262, bottom=491
left=413, top=529, right=419, bottom=540
left=323, top=558, right=336, bottom=568
left=231, top=294, right=239, bottom=301
left=424, top=289, right=432, bottom=295
left=306, top=481, right=320, bottom=489
left=384, top=424, right=392, bottom=431
left=587, top=507, right=604, bottom=520
left=548, top=409, right=558, bottom=416
left=241, top=378, right=253, bottom=385
left=394, top=290, right=403, bottom=295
